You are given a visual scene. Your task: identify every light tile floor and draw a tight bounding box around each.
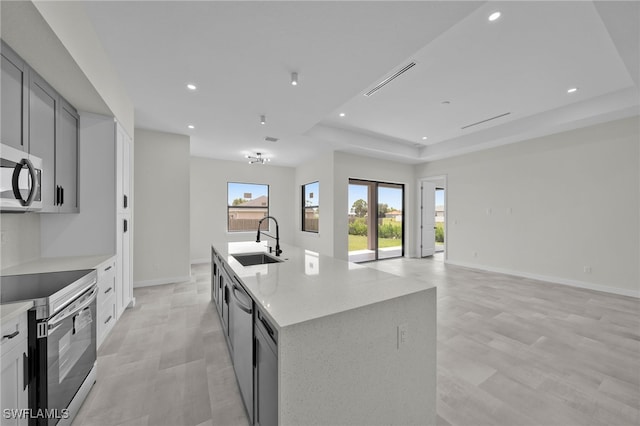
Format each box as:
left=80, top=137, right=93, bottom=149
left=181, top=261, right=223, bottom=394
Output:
left=73, top=256, right=640, bottom=426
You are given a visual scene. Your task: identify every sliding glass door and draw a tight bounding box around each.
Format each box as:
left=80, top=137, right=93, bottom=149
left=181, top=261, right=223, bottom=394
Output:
left=348, top=179, right=404, bottom=262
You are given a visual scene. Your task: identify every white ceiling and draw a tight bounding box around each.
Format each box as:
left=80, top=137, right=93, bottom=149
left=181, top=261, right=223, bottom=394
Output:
left=82, top=1, right=639, bottom=167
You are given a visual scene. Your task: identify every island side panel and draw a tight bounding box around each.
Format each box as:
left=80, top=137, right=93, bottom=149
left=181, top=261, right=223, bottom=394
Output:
left=278, top=286, right=436, bottom=426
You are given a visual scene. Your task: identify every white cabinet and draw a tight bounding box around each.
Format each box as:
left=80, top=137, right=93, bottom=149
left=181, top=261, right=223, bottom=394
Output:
left=116, top=125, right=133, bottom=317
left=1, top=312, right=28, bottom=426
left=96, top=257, right=117, bottom=348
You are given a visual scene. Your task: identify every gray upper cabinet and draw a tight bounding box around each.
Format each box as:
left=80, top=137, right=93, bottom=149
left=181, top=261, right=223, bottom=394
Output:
left=57, top=99, right=79, bottom=212
left=2, top=40, right=80, bottom=213
left=24, top=60, right=79, bottom=213
left=1, top=42, right=28, bottom=151
left=29, top=72, right=58, bottom=212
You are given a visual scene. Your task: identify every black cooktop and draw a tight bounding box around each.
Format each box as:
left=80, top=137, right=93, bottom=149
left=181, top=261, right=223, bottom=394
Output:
left=0, top=269, right=95, bottom=304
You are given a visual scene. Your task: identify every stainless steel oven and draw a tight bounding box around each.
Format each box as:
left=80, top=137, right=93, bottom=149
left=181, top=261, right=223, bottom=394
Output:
left=1, top=269, right=97, bottom=426
left=0, top=143, right=42, bottom=212
left=30, top=285, right=97, bottom=426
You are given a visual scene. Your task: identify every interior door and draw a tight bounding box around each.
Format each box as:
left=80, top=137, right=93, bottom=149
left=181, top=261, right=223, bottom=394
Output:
left=421, top=181, right=436, bottom=257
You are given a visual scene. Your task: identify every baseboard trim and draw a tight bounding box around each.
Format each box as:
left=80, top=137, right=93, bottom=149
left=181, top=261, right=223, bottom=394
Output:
left=444, top=260, right=639, bottom=298
left=133, top=275, right=193, bottom=288
left=190, top=258, right=210, bottom=265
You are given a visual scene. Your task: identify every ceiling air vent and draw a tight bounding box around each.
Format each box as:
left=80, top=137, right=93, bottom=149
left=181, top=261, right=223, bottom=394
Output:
left=264, top=136, right=279, bottom=142
left=461, top=112, right=511, bottom=130
left=364, top=62, right=417, bottom=97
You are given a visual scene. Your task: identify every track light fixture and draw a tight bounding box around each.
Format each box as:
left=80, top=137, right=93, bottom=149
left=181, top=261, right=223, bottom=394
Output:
left=291, top=72, right=298, bottom=86
left=245, top=152, right=271, bottom=165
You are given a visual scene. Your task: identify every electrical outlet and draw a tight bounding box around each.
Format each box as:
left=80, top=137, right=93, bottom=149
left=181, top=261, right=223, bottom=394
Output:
left=583, top=266, right=592, bottom=274
left=397, top=323, right=408, bottom=349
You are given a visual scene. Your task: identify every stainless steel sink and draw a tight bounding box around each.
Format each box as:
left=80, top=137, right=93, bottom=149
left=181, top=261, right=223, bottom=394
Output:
left=232, top=252, right=284, bottom=266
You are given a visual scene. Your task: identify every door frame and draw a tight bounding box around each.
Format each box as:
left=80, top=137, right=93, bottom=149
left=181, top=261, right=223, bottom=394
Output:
left=348, top=178, right=405, bottom=262
left=417, top=175, right=448, bottom=260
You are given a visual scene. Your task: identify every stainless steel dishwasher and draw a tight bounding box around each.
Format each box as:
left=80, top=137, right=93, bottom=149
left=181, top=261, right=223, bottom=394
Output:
left=254, top=309, right=278, bottom=426
left=229, top=276, right=254, bottom=423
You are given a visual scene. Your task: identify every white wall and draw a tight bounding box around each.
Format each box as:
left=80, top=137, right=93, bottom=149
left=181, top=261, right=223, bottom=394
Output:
left=40, top=113, right=117, bottom=258
left=416, top=116, right=640, bottom=296
left=190, top=157, right=296, bottom=263
left=134, top=129, right=190, bottom=285
left=31, top=1, right=135, bottom=136
left=294, top=152, right=335, bottom=256
left=0, top=214, right=41, bottom=269
left=333, top=152, right=417, bottom=261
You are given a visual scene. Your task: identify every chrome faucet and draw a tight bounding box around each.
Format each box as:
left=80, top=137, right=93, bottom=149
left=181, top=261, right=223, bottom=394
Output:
left=256, top=216, right=282, bottom=256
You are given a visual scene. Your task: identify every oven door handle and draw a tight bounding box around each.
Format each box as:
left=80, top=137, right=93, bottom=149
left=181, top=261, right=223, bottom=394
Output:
left=48, top=286, right=98, bottom=328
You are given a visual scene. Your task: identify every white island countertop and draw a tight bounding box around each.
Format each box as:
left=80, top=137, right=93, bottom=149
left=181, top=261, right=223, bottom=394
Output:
left=213, top=241, right=433, bottom=329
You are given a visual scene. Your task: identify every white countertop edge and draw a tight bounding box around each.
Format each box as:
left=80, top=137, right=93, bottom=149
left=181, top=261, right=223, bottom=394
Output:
left=1, top=254, right=116, bottom=276
left=276, top=284, right=436, bottom=329
left=0, top=301, right=33, bottom=322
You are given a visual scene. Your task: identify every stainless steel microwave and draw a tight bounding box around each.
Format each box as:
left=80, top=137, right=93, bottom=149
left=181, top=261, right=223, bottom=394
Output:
left=0, top=143, right=43, bottom=212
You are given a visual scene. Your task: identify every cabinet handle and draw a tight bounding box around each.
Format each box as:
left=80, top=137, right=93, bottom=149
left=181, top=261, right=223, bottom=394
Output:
left=104, top=315, right=113, bottom=325
left=260, top=316, right=274, bottom=338
left=104, top=287, right=112, bottom=295
left=123, top=219, right=128, bottom=233
left=23, top=352, right=29, bottom=391
left=104, top=266, right=112, bottom=272
left=2, top=330, right=19, bottom=341
left=253, top=336, right=257, bottom=367
left=124, top=195, right=128, bottom=209
left=61, top=186, right=64, bottom=205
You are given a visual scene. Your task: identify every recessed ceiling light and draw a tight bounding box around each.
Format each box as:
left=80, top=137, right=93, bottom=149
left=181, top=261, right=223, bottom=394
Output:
left=567, top=87, right=578, bottom=94
left=186, top=83, right=197, bottom=91
left=260, top=115, right=266, bottom=125
left=291, top=72, right=298, bottom=86
left=188, top=125, right=195, bottom=129
left=488, top=11, right=501, bottom=22
left=422, top=136, right=428, bottom=140
left=339, top=113, right=346, bottom=117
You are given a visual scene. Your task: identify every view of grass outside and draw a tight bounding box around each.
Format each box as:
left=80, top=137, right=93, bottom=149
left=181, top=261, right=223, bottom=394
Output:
left=348, top=217, right=402, bottom=251
left=435, top=222, right=445, bottom=246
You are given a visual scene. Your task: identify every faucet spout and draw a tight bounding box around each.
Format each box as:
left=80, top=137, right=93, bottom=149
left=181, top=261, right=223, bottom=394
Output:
left=256, top=216, right=282, bottom=256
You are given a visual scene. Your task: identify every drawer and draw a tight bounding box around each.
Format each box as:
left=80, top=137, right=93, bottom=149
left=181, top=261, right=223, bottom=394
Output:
left=1, top=311, right=28, bottom=357
left=97, top=258, right=116, bottom=284
left=97, top=295, right=117, bottom=349
left=97, top=260, right=117, bottom=307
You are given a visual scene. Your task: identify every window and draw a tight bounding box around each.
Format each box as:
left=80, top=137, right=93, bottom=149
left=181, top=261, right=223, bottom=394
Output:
left=227, top=182, right=269, bottom=232
left=302, top=181, right=319, bottom=233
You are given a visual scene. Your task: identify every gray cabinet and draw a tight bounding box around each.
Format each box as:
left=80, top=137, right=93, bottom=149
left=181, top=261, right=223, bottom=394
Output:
left=254, top=310, right=278, bottom=426
left=1, top=41, right=28, bottom=152
left=56, top=99, right=79, bottom=212
left=3, top=41, right=79, bottom=213
left=211, top=248, right=279, bottom=425
left=28, top=72, right=57, bottom=211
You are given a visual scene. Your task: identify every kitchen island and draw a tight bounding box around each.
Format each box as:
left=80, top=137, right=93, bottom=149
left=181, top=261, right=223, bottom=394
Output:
left=212, top=241, right=436, bottom=426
